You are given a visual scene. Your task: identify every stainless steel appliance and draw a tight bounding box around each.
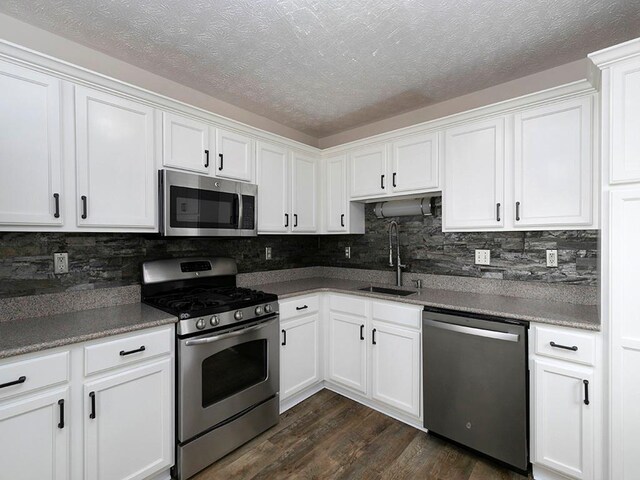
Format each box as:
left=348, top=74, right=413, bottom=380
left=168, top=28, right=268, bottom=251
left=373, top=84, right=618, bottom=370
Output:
left=141, top=257, right=279, bottom=480
left=422, top=309, right=529, bottom=473
left=159, top=169, right=257, bottom=237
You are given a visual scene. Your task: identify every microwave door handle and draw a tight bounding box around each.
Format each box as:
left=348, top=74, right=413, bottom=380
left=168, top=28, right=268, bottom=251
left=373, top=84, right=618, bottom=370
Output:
left=236, top=193, right=243, bottom=229
left=184, top=317, right=278, bottom=346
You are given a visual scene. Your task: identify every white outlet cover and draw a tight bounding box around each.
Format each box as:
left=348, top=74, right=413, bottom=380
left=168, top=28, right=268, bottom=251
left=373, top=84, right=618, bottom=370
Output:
left=546, top=249, right=558, bottom=267
left=475, top=249, right=491, bottom=266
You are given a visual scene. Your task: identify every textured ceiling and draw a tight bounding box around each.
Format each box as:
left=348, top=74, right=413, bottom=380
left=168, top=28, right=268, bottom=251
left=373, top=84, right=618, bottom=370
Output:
left=1, top=1, right=639, bottom=138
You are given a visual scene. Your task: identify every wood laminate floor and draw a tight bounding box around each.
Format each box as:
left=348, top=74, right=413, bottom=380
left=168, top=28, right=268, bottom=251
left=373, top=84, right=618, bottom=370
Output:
left=192, top=390, right=529, bottom=480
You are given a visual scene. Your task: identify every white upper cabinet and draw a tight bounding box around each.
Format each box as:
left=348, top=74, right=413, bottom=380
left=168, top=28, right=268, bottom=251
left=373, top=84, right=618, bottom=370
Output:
left=291, top=151, right=318, bottom=232
left=0, top=60, right=63, bottom=226
left=257, top=141, right=289, bottom=233
left=390, top=132, right=439, bottom=194
left=325, top=154, right=348, bottom=232
left=75, top=87, right=156, bottom=229
left=215, top=127, right=254, bottom=182
left=514, top=97, right=593, bottom=227
left=162, top=112, right=210, bottom=174
left=443, top=117, right=506, bottom=230
left=350, top=144, right=388, bottom=198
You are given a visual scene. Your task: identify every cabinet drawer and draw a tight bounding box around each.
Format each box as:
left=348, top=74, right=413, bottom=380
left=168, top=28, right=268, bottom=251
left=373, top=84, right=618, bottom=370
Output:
left=533, top=325, right=596, bottom=366
left=372, top=301, right=421, bottom=329
left=280, top=295, right=319, bottom=319
left=329, top=294, right=368, bottom=317
left=0, top=351, right=69, bottom=401
left=84, top=327, right=172, bottom=376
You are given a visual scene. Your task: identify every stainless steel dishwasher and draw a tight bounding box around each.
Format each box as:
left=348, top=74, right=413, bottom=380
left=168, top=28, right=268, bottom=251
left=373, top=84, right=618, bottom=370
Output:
left=423, top=309, right=529, bottom=473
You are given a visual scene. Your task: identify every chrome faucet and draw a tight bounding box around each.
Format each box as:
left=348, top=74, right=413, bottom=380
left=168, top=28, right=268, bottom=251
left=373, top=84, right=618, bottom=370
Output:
left=388, top=221, right=406, bottom=286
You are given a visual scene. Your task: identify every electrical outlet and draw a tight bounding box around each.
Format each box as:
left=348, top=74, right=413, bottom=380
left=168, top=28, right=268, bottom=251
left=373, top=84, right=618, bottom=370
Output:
left=345, top=246, right=351, bottom=259
left=474, top=249, right=490, bottom=266
left=546, top=249, right=558, bottom=267
left=54, top=253, right=68, bottom=274
left=265, top=247, right=272, bottom=260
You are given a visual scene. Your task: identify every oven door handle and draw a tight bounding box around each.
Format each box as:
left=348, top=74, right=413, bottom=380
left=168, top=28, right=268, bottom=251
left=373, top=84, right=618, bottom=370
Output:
left=184, top=317, right=278, bottom=346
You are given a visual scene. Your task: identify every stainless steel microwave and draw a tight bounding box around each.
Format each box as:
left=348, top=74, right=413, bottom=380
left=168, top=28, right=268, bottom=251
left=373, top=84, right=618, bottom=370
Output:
left=159, top=170, right=257, bottom=237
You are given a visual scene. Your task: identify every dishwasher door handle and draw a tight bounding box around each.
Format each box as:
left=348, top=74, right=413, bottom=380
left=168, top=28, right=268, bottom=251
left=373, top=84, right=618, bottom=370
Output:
left=423, top=318, right=520, bottom=342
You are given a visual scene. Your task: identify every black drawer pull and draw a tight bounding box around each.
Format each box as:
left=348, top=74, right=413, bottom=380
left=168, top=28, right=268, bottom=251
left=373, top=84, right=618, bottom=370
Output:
left=284, top=213, right=289, bottom=227
left=53, top=193, right=60, bottom=218
left=204, top=149, right=210, bottom=168
left=341, top=214, right=345, bottom=227
left=583, top=379, right=590, bottom=405
left=372, top=328, right=377, bottom=345
left=360, top=324, right=365, bottom=341
left=89, top=391, right=96, bottom=419
left=550, top=341, right=578, bottom=351
left=294, top=214, right=298, bottom=228
left=0, top=376, right=26, bottom=390
left=515, top=201, right=521, bottom=221
left=219, top=153, right=224, bottom=170
left=81, top=195, right=87, bottom=219
left=496, top=202, right=501, bottom=222
left=296, top=305, right=308, bottom=311
left=281, top=329, right=286, bottom=346
left=119, top=345, right=146, bottom=356
left=58, top=399, right=65, bottom=429
left=392, top=172, right=397, bottom=187
left=381, top=174, right=385, bottom=189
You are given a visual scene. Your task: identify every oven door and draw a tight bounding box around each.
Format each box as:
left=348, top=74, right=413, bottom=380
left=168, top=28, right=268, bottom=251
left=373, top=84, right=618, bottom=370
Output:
left=160, top=169, right=257, bottom=237
left=177, top=316, right=279, bottom=442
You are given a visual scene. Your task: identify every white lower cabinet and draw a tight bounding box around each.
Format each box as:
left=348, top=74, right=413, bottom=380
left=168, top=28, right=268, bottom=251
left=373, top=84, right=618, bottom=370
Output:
left=326, top=311, right=367, bottom=394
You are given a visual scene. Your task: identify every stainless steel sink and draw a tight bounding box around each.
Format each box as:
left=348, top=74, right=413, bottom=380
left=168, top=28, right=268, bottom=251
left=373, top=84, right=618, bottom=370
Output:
left=358, top=286, right=416, bottom=296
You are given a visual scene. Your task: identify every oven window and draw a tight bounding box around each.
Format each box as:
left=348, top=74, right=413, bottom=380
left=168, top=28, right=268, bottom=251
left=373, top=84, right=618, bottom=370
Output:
left=201, top=340, right=268, bottom=407
left=170, top=185, right=238, bottom=229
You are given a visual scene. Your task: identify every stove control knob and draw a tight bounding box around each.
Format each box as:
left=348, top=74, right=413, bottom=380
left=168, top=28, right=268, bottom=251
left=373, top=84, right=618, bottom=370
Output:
left=264, top=304, right=273, bottom=313
left=234, top=310, right=243, bottom=321
left=195, top=318, right=206, bottom=330
left=210, top=315, right=220, bottom=327
left=255, top=306, right=263, bottom=316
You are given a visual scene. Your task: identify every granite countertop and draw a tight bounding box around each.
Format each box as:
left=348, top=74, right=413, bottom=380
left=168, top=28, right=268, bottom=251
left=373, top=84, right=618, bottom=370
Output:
left=250, top=277, right=600, bottom=331
left=0, top=303, right=176, bottom=360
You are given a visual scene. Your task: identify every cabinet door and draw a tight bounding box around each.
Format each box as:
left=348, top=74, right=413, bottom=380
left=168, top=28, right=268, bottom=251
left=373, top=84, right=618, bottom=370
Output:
left=0, top=387, right=69, bottom=480
left=370, top=321, right=421, bottom=417
left=0, top=60, right=63, bottom=226
left=257, top=141, right=289, bottom=233
left=326, top=312, right=367, bottom=394
left=391, top=132, right=439, bottom=194
left=609, top=58, right=640, bottom=183
left=84, top=358, right=173, bottom=480
left=162, top=112, right=210, bottom=174
left=443, top=117, right=505, bottom=230
left=533, top=359, right=594, bottom=480
left=291, top=152, right=318, bottom=232
left=215, top=127, right=254, bottom=182
left=280, top=314, right=320, bottom=400
left=76, top=87, right=156, bottom=228
left=514, top=97, right=593, bottom=227
left=326, top=154, right=348, bottom=232
left=350, top=144, right=387, bottom=198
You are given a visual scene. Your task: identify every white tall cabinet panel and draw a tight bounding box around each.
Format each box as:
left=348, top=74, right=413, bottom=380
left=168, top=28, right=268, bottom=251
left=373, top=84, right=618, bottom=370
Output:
left=215, top=127, right=254, bottom=182
left=162, top=112, right=210, bottom=174
left=350, top=144, right=387, bottom=198
left=390, top=132, right=439, bottom=193
left=443, top=117, right=505, bottom=230
left=257, top=141, right=289, bottom=233
left=0, top=60, right=63, bottom=226
left=0, top=388, right=69, bottom=480
left=75, top=87, right=156, bottom=228
left=514, top=97, right=593, bottom=227
left=291, top=152, right=318, bottom=232
left=326, top=312, right=367, bottom=394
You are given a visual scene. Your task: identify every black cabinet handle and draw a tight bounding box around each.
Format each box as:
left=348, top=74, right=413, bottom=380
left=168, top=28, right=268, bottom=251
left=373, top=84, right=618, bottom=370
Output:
left=296, top=305, right=308, bottom=311
left=281, top=329, right=286, bottom=346
left=341, top=214, right=345, bottom=227
left=393, top=172, right=397, bottom=187
left=381, top=175, right=385, bottom=189
left=58, top=399, right=65, bottom=429
left=53, top=193, right=60, bottom=218
left=89, top=391, right=96, bottom=419
left=81, top=195, right=87, bottom=219
left=360, top=324, right=365, bottom=341
left=550, top=341, right=578, bottom=351
left=294, top=214, right=298, bottom=228
left=119, top=345, right=146, bottom=356
left=583, top=380, right=590, bottom=405
left=0, top=375, right=26, bottom=390
left=515, top=201, right=521, bottom=221
left=218, top=153, right=224, bottom=171
left=204, top=149, right=210, bottom=168
left=284, top=213, right=289, bottom=227
left=372, top=328, right=377, bottom=345
left=496, top=202, right=501, bottom=222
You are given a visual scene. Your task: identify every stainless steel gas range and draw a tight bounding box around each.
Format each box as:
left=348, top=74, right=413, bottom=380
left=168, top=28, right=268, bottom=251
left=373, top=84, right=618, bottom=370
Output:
left=141, top=257, right=280, bottom=480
